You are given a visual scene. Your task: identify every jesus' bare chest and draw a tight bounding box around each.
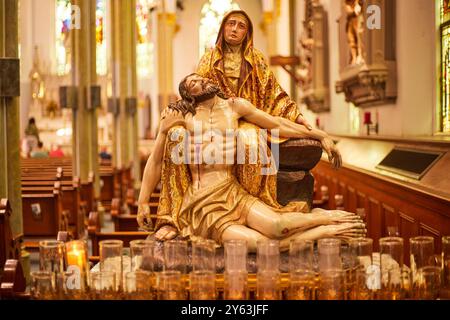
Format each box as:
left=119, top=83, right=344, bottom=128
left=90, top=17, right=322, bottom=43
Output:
left=184, top=100, right=239, bottom=144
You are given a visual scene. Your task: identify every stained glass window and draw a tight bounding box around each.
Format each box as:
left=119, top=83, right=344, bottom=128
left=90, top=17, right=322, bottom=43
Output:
left=55, top=0, right=72, bottom=75
left=136, top=0, right=156, bottom=78
left=441, top=0, right=450, bottom=133
left=199, top=0, right=240, bottom=58
left=96, top=0, right=107, bottom=76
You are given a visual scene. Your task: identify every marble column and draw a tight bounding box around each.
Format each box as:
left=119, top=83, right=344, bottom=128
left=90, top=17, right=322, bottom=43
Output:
left=71, top=0, right=100, bottom=196
left=110, top=0, right=140, bottom=189
left=110, top=0, right=119, bottom=169
left=0, top=0, right=28, bottom=281
left=0, top=0, right=23, bottom=238
left=157, top=10, right=176, bottom=113
left=128, top=1, right=141, bottom=190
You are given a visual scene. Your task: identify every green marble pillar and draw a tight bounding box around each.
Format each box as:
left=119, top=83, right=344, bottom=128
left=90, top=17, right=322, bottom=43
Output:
left=110, top=1, right=119, bottom=169
left=129, top=0, right=141, bottom=190
left=87, top=0, right=100, bottom=197
left=71, top=0, right=99, bottom=197
left=118, top=0, right=130, bottom=169
left=0, top=0, right=23, bottom=237
left=0, top=0, right=28, bottom=282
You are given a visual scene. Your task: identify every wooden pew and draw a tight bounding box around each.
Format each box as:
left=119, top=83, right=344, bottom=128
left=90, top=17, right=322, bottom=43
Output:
left=0, top=199, right=22, bottom=275
left=88, top=211, right=152, bottom=256
left=21, top=179, right=84, bottom=239
left=99, top=164, right=114, bottom=212
left=0, top=259, right=29, bottom=300
left=21, top=158, right=95, bottom=238
left=80, top=172, right=96, bottom=216
left=21, top=183, right=68, bottom=238
left=112, top=195, right=159, bottom=232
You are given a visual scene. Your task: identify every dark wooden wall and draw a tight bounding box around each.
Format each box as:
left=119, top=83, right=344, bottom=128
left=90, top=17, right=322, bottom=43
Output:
left=312, top=161, right=450, bottom=265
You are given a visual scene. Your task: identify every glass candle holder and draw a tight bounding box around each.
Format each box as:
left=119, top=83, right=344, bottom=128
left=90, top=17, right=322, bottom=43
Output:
left=318, top=238, right=342, bottom=271
left=317, top=269, right=346, bottom=300
left=443, top=236, right=450, bottom=289
left=156, top=270, right=184, bottom=300
left=39, top=240, right=65, bottom=274
left=349, top=265, right=377, bottom=300
left=411, top=266, right=441, bottom=300
left=99, top=240, right=123, bottom=291
left=257, top=239, right=280, bottom=273
left=256, top=270, right=281, bottom=300
left=164, top=240, right=188, bottom=274
left=130, top=240, right=156, bottom=272
left=410, top=236, right=435, bottom=283
left=125, top=270, right=154, bottom=300
left=224, top=270, right=248, bottom=300
left=65, top=240, right=89, bottom=292
left=189, top=270, right=216, bottom=300
left=192, top=239, right=216, bottom=272
left=287, top=269, right=315, bottom=300
left=349, top=238, right=373, bottom=269
left=289, top=239, right=313, bottom=272
left=91, top=271, right=117, bottom=300
left=60, top=271, right=89, bottom=300
left=224, top=240, right=247, bottom=272
left=379, top=237, right=404, bottom=300
left=30, top=271, right=55, bottom=300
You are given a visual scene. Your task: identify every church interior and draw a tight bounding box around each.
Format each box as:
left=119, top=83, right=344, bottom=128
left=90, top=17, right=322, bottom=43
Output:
left=0, top=0, right=450, bottom=301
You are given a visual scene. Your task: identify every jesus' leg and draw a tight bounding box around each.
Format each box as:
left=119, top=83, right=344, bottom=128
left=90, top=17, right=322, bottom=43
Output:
left=221, top=223, right=366, bottom=252
left=245, top=200, right=365, bottom=240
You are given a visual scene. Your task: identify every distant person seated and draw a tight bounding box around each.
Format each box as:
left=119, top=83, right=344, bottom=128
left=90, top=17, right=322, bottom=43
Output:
left=99, top=146, right=112, bottom=161
left=30, top=141, right=49, bottom=159
left=49, top=144, right=65, bottom=158
left=24, top=117, right=40, bottom=156
left=25, top=117, right=40, bottom=142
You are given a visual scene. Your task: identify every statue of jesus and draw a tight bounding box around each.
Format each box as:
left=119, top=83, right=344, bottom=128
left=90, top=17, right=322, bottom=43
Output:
left=137, top=74, right=365, bottom=251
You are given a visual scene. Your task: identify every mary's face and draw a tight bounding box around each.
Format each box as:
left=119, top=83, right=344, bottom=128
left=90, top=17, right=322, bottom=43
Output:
left=224, top=15, right=249, bottom=46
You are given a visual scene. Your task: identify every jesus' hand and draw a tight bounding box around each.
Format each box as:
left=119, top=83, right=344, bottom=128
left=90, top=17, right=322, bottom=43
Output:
left=320, top=136, right=342, bottom=169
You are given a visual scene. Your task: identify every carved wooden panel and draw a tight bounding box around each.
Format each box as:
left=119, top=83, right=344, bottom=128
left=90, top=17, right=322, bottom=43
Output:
left=381, top=203, right=398, bottom=237
left=312, top=160, right=450, bottom=267
left=368, top=198, right=382, bottom=251
left=347, top=187, right=357, bottom=213
left=420, top=223, right=442, bottom=253
left=330, top=178, right=339, bottom=209
left=356, top=191, right=367, bottom=209
left=338, top=182, right=348, bottom=209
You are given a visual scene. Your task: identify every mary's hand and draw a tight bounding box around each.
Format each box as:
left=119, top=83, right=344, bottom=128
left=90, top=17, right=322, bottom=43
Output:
left=159, top=108, right=185, bottom=134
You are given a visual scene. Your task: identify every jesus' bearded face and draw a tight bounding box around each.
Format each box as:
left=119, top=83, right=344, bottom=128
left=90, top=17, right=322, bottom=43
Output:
left=185, top=75, right=220, bottom=104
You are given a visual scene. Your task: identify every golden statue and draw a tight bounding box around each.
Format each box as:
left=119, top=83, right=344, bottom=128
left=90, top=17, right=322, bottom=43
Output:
left=345, top=0, right=365, bottom=65
left=196, top=10, right=318, bottom=208
left=137, top=74, right=366, bottom=251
